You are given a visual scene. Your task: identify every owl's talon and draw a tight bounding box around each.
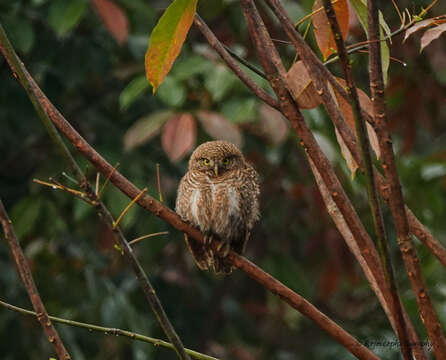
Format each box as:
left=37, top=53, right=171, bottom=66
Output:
left=217, top=241, right=231, bottom=257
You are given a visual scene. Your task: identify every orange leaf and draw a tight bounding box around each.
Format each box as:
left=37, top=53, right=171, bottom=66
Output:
left=92, top=0, right=128, bottom=45
left=162, top=113, right=196, bottom=162
left=145, top=0, right=198, bottom=92
left=286, top=61, right=322, bottom=109
left=312, top=0, right=349, bottom=60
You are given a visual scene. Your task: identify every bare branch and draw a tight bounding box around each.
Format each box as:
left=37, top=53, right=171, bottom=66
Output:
left=367, top=1, right=446, bottom=358
left=0, top=298, right=218, bottom=360
left=320, top=1, right=412, bottom=358
left=193, top=14, right=280, bottom=110
left=0, top=200, right=71, bottom=360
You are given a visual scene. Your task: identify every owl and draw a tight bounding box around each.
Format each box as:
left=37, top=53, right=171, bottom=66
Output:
left=176, top=140, right=260, bottom=274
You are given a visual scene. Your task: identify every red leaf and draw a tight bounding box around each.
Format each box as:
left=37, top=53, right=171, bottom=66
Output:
left=312, top=0, right=349, bottom=60
left=196, top=111, right=243, bottom=148
left=92, top=0, right=128, bottom=45
left=286, top=61, right=322, bottom=109
left=420, top=23, right=446, bottom=52
left=162, top=113, right=196, bottom=162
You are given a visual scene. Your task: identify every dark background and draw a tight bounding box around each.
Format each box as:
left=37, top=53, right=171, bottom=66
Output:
left=0, top=0, right=445, bottom=359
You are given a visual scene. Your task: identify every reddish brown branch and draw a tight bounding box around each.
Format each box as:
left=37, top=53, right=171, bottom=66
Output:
left=193, top=14, right=280, bottom=110
left=367, top=1, right=446, bottom=358
left=0, top=200, right=71, bottom=360
left=320, top=1, right=412, bottom=359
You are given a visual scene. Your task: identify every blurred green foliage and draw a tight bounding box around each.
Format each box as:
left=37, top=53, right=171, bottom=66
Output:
left=0, top=0, right=446, bottom=359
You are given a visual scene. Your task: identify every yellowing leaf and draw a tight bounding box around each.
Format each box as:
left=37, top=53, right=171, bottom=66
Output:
left=312, top=0, right=349, bottom=60
left=162, top=113, right=196, bottom=161
left=145, top=0, right=198, bottom=92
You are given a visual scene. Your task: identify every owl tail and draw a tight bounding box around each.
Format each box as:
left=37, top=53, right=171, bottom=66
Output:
left=183, top=234, right=212, bottom=271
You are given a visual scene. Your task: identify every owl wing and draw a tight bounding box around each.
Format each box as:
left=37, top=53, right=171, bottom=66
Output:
left=212, top=165, right=260, bottom=274
left=176, top=173, right=213, bottom=270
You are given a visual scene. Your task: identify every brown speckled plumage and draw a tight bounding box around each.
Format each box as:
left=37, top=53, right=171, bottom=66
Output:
left=176, top=141, right=260, bottom=274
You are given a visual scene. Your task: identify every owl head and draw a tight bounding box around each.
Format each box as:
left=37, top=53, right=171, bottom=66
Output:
left=188, top=140, right=245, bottom=177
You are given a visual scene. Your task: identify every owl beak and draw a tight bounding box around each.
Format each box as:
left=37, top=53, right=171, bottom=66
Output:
left=214, top=163, right=219, bottom=177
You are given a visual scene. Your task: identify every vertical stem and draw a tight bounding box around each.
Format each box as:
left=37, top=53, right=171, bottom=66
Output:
left=320, top=2, right=412, bottom=358
left=367, top=1, right=446, bottom=358
left=0, top=201, right=71, bottom=359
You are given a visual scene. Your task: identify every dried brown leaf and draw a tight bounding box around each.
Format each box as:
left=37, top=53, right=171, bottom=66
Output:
left=403, top=18, right=436, bottom=42
left=286, top=61, right=322, bottom=109
left=312, top=0, right=350, bottom=60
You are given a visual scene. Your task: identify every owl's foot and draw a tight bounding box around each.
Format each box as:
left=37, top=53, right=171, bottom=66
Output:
left=216, top=240, right=231, bottom=257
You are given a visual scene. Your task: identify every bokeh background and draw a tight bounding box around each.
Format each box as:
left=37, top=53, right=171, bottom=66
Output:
left=0, top=0, right=445, bottom=359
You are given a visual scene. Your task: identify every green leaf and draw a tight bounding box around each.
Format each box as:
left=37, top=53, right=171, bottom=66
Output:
left=156, top=76, right=186, bottom=107
left=145, top=0, right=198, bottom=92
left=48, top=0, right=87, bottom=37
left=221, top=98, right=257, bottom=123
left=123, top=110, right=172, bottom=151
left=204, top=64, right=239, bottom=102
left=2, top=17, right=35, bottom=53
left=119, top=75, right=149, bottom=110
left=10, top=197, right=43, bottom=239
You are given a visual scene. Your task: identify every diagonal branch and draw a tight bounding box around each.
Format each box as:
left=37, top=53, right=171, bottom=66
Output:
left=0, top=299, right=218, bottom=360
left=367, top=1, right=446, bottom=358
left=0, top=23, right=191, bottom=360
left=193, top=14, right=280, bottom=110
left=1, top=21, right=377, bottom=360
left=0, top=200, right=71, bottom=360
left=320, top=1, right=412, bottom=359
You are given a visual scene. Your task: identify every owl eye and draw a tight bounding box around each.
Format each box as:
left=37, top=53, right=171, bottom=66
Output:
left=203, top=158, right=211, bottom=166
left=223, top=157, right=231, bottom=166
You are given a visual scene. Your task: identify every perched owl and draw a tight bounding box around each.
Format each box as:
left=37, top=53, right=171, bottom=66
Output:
left=176, top=140, right=260, bottom=274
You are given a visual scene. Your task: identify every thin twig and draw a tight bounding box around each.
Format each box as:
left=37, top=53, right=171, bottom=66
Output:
left=321, top=1, right=412, bottom=359
left=129, top=231, right=169, bottom=246
left=193, top=14, right=280, bottom=110
left=1, top=21, right=377, bottom=360
left=0, top=299, right=218, bottom=360
left=113, top=188, right=147, bottom=228
left=221, top=44, right=266, bottom=79
left=98, top=162, right=120, bottom=199
left=95, top=172, right=100, bottom=195
left=0, top=23, right=192, bottom=360
left=33, top=179, right=97, bottom=206
left=0, top=201, right=71, bottom=359
left=156, top=163, right=164, bottom=203
left=367, top=1, right=446, bottom=358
